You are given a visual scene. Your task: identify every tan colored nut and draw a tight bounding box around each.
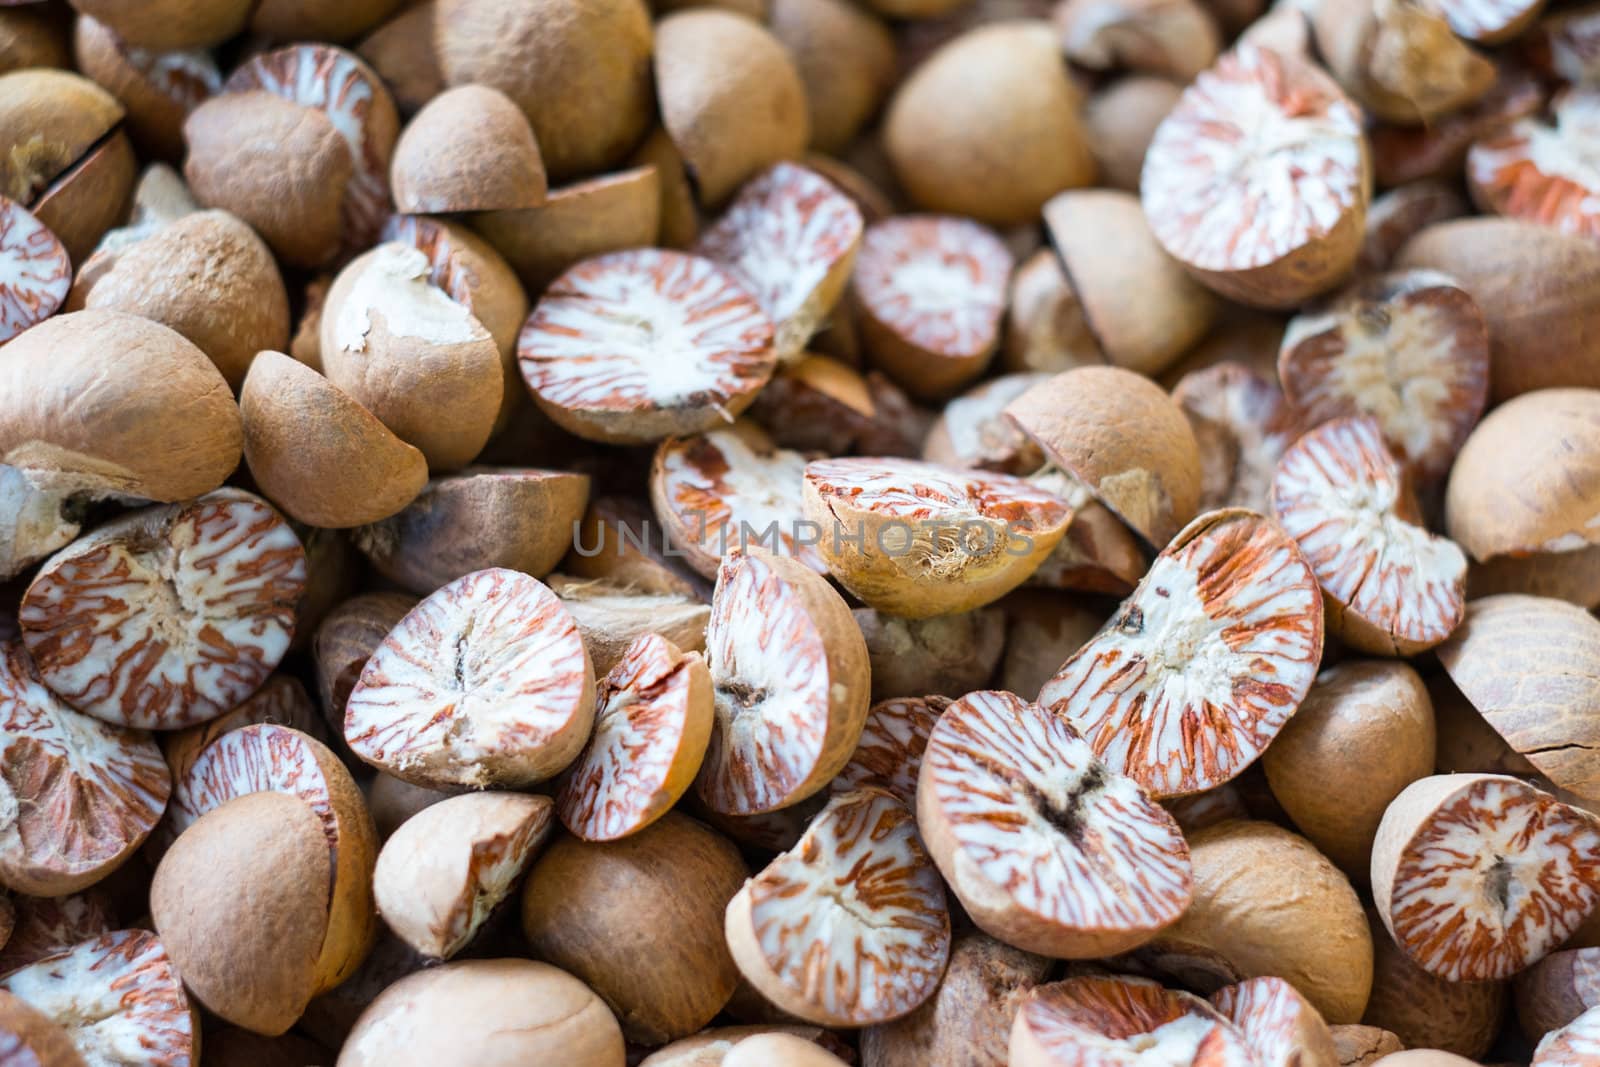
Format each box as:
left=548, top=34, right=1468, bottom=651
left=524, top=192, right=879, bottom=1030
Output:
left=355, top=0, right=442, bottom=116
left=1332, top=1025, right=1405, bottom=1067
left=556, top=634, right=712, bottom=841
left=632, top=127, right=701, bottom=249
left=562, top=496, right=708, bottom=599
left=695, top=162, right=863, bottom=364
left=923, top=373, right=1051, bottom=475
left=321, top=241, right=503, bottom=471
left=151, top=791, right=334, bottom=1035
left=337, top=959, right=625, bottom=1067
left=471, top=165, right=662, bottom=293
left=769, top=0, right=894, bottom=153
left=1372, top=773, right=1600, bottom=982
left=1137, top=820, right=1373, bottom=1024
left=1314, top=0, right=1494, bottom=124
left=1429, top=672, right=1535, bottom=779
left=885, top=22, right=1095, bottom=228
left=1358, top=181, right=1469, bottom=274
left=314, top=593, right=417, bottom=742
left=0, top=640, right=169, bottom=895
left=1173, top=361, right=1298, bottom=513
left=747, top=354, right=879, bottom=455
left=0, top=892, right=116, bottom=974
left=523, top=812, right=747, bottom=1044
left=1516, top=949, right=1600, bottom=1046
left=1083, top=76, right=1182, bottom=194
left=1001, top=249, right=1106, bottom=376
left=1468, top=545, right=1600, bottom=611
left=1213, top=976, right=1340, bottom=1067
left=345, top=568, right=596, bottom=789
left=374, top=791, right=552, bottom=960
left=0, top=929, right=195, bottom=1066
left=1534, top=1004, right=1600, bottom=1067
left=0, top=68, right=122, bottom=204
left=1142, top=45, right=1369, bottom=309
left=77, top=209, right=288, bottom=389
left=727, top=788, right=950, bottom=1026
left=0, top=464, right=84, bottom=582
left=1057, top=0, right=1221, bottom=81
left=1396, top=220, right=1600, bottom=402
left=0, top=6, right=70, bottom=74
left=1437, top=595, right=1600, bottom=809
left=549, top=575, right=711, bottom=676
left=72, top=162, right=198, bottom=293
left=1263, top=661, right=1437, bottom=882
left=518, top=249, right=777, bottom=445
left=853, top=608, right=1003, bottom=703
left=1279, top=271, right=1489, bottom=481
left=803, top=457, right=1071, bottom=617
left=435, top=0, right=651, bottom=180
left=184, top=45, right=398, bottom=268
left=0, top=309, right=240, bottom=504
left=21, top=489, right=305, bottom=730
left=1046, top=189, right=1219, bottom=379
left=860, top=930, right=1050, bottom=1067
left=71, top=14, right=219, bottom=162
left=0, top=989, right=87, bottom=1067
left=389, top=85, right=546, bottom=213
left=1000, top=592, right=1106, bottom=700
left=1007, top=366, right=1200, bottom=548
left=639, top=1025, right=839, bottom=1066
left=852, top=215, right=1016, bottom=401
left=919, top=690, right=1191, bottom=958
left=654, top=10, right=808, bottom=207
left=249, top=0, right=404, bottom=41
left=1024, top=471, right=1150, bottom=595
left=159, top=674, right=325, bottom=792
left=1446, top=390, right=1600, bottom=561
left=66, top=0, right=248, bottom=50
left=240, top=351, right=428, bottom=530
left=1363, top=908, right=1505, bottom=1058
left=1009, top=975, right=1252, bottom=1067
left=1272, top=416, right=1467, bottom=656
left=15, top=124, right=134, bottom=269
left=353, top=467, right=590, bottom=595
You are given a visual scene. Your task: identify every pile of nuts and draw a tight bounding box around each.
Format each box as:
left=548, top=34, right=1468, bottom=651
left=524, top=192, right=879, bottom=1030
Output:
left=7, top=0, right=1600, bottom=1063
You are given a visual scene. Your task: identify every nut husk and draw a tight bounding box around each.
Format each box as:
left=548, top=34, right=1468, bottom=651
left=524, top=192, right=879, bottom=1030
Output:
left=654, top=9, right=810, bottom=207
left=884, top=21, right=1095, bottom=227
left=0, top=309, right=241, bottom=503
left=240, top=351, right=428, bottom=529
left=521, top=813, right=748, bottom=1045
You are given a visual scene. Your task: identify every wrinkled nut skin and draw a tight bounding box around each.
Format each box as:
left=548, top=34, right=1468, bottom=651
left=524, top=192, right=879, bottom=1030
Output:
left=337, top=958, right=625, bottom=1067
left=1145, top=820, right=1374, bottom=1024
left=1045, top=189, right=1218, bottom=379
left=374, top=791, right=552, bottom=961
left=1331, top=1024, right=1405, bottom=1067
left=152, top=791, right=333, bottom=1036
left=885, top=22, right=1095, bottom=228
left=1363, top=910, right=1506, bottom=1059
left=241, top=352, right=429, bottom=530
left=0, top=310, right=241, bottom=504
left=435, top=0, right=653, bottom=182
left=389, top=84, right=547, bottom=214
left=1007, top=366, right=1201, bottom=548
left=1009, top=974, right=1253, bottom=1067
left=0, top=988, right=88, bottom=1067
left=521, top=813, right=747, bottom=1045
left=1446, top=390, right=1600, bottom=563
left=353, top=468, right=591, bottom=595
left=853, top=607, right=1004, bottom=703
left=653, top=10, right=809, bottom=207
left=1397, top=220, right=1600, bottom=404
left=860, top=931, right=1051, bottom=1067
left=1437, top=595, right=1600, bottom=808
left=78, top=209, right=289, bottom=389
left=1263, top=661, right=1438, bottom=882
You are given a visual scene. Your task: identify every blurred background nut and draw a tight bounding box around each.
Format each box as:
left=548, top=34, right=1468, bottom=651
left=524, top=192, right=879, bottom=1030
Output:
left=65, top=0, right=250, bottom=50
left=768, top=0, right=895, bottom=154
left=0, top=5, right=70, bottom=74
left=1055, top=0, right=1221, bottom=82
left=853, top=607, right=1005, bottom=701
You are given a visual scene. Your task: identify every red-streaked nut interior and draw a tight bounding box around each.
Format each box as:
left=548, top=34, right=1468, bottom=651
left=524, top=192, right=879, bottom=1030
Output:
left=831, top=694, right=949, bottom=806
left=1010, top=975, right=1253, bottom=1067
left=0, top=195, right=70, bottom=344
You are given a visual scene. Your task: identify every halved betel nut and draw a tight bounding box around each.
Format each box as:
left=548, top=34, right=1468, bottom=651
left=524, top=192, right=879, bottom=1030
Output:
left=1009, top=975, right=1253, bottom=1067
left=917, top=690, right=1193, bottom=958
left=0, top=194, right=69, bottom=345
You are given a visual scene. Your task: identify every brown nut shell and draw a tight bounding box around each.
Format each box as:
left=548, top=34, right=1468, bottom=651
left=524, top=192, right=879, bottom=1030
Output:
left=1363, top=909, right=1506, bottom=1058
left=521, top=813, right=747, bottom=1045
left=151, top=790, right=332, bottom=1036
left=356, top=1, right=442, bottom=117
left=885, top=22, right=1094, bottom=228
left=0, top=68, right=122, bottom=205
left=66, top=0, right=250, bottom=50
left=78, top=209, right=288, bottom=388
left=1083, top=76, right=1183, bottom=194
left=0, top=309, right=241, bottom=503
left=0, top=989, right=87, bottom=1067
left=434, top=0, right=652, bottom=180
left=337, top=959, right=625, bottom=1066
left=654, top=10, right=809, bottom=207
left=71, top=14, right=221, bottom=162
left=768, top=0, right=894, bottom=154
left=390, top=85, right=546, bottom=213
left=240, top=351, right=428, bottom=529
left=1006, top=365, right=1201, bottom=548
